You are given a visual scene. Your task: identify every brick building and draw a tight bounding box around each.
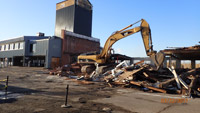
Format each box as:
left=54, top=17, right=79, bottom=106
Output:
left=60, top=30, right=100, bottom=65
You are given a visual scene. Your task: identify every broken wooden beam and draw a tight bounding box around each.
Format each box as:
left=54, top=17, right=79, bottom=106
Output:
left=113, top=81, right=126, bottom=85
left=159, top=68, right=200, bottom=88
left=130, top=81, right=167, bottom=93
left=130, top=81, right=142, bottom=86
left=134, top=60, right=144, bottom=66
left=142, top=72, right=158, bottom=82
left=143, top=72, right=149, bottom=77
left=144, top=85, right=167, bottom=93
left=188, top=75, right=199, bottom=96
left=108, top=83, right=113, bottom=87
left=116, top=65, right=148, bottom=82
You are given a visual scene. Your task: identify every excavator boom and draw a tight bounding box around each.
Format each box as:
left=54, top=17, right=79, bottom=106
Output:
left=78, top=19, right=165, bottom=70
left=99, top=19, right=155, bottom=59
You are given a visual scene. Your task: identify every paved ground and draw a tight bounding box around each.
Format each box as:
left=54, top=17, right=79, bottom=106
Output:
left=94, top=89, right=200, bottom=113
left=0, top=67, right=199, bottom=113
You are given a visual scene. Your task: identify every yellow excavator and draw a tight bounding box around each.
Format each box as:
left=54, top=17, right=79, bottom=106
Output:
left=78, top=19, right=165, bottom=74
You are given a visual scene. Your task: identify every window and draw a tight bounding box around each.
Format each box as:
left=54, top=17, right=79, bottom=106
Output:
left=30, top=43, right=36, bottom=53
left=5, top=44, right=9, bottom=50
left=19, top=42, right=24, bottom=49
left=10, top=43, right=14, bottom=50
left=1, top=45, right=4, bottom=51
left=15, top=43, right=19, bottom=50
left=33, top=43, right=36, bottom=52
left=30, top=44, right=33, bottom=52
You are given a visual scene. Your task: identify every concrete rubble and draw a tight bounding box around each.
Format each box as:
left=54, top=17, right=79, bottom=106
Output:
left=49, top=60, right=200, bottom=98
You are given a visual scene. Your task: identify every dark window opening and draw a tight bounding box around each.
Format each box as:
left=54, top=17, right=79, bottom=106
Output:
left=30, top=43, right=36, bottom=53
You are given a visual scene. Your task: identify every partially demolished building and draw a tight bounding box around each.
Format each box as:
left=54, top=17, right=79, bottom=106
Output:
left=0, top=0, right=100, bottom=68
left=163, top=45, right=200, bottom=69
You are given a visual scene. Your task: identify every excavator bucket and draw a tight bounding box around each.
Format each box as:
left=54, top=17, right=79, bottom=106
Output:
left=150, top=51, right=165, bottom=70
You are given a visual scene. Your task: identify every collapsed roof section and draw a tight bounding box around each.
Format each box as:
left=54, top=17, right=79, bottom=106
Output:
left=162, top=45, right=200, bottom=60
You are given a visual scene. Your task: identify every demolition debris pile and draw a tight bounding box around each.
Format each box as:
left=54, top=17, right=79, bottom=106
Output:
left=49, top=61, right=200, bottom=98
left=103, top=61, right=200, bottom=97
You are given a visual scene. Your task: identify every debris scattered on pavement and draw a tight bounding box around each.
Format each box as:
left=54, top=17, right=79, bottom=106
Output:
left=49, top=61, right=200, bottom=98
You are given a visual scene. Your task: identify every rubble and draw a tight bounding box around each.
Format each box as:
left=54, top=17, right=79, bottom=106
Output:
left=49, top=65, right=76, bottom=76
left=49, top=60, right=200, bottom=98
left=102, top=107, right=112, bottom=113
left=93, top=61, right=200, bottom=97
left=103, top=61, right=200, bottom=97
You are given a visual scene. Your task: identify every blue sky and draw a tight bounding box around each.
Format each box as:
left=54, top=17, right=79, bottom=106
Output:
left=0, top=0, right=199, bottom=57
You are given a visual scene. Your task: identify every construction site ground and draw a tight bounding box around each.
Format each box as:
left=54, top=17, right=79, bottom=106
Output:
left=0, top=67, right=200, bottom=113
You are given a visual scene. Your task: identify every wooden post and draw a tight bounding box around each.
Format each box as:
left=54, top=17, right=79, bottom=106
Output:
left=5, top=76, right=9, bottom=99
left=61, top=84, right=72, bottom=108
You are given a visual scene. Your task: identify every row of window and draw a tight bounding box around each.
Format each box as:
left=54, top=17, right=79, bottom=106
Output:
left=0, top=42, right=24, bottom=51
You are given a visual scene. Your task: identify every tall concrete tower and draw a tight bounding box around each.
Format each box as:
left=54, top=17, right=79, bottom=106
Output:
left=55, top=0, right=93, bottom=37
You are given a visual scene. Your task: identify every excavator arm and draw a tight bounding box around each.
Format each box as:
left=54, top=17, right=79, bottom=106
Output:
left=99, top=19, right=156, bottom=60
left=78, top=19, right=165, bottom=70
left=99, top=24, right=141, bottom=60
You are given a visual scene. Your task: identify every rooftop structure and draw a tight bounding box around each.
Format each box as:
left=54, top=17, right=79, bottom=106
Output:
left=55, top=0, right=93, bottom=37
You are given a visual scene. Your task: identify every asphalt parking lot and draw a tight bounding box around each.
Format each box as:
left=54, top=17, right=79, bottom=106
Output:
left=0, top=67, right=199, bottom=113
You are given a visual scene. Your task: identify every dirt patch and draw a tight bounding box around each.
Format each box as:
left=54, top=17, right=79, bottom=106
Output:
left=0, top=67, right=133, bottom=113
